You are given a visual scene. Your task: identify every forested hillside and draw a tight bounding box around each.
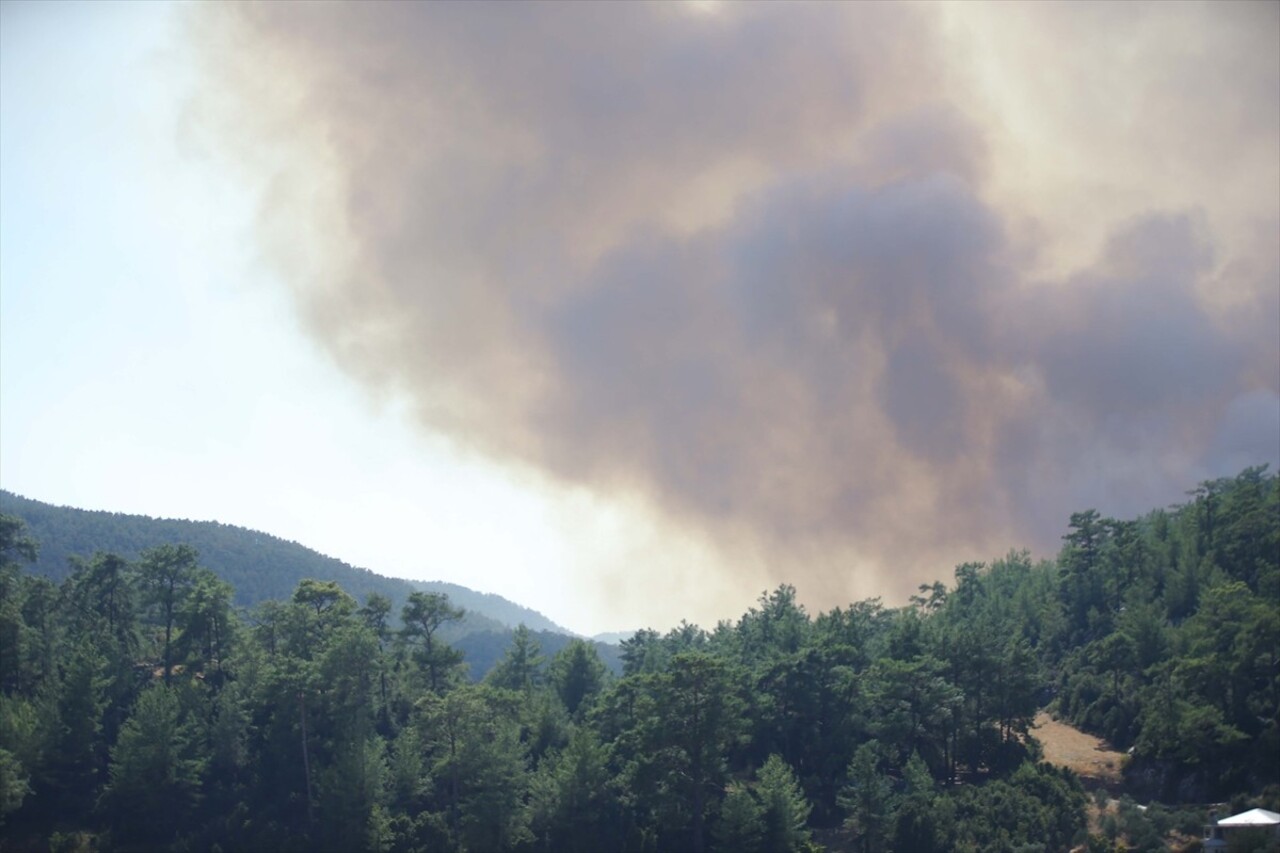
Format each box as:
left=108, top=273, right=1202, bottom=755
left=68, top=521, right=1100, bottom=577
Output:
left=412, top=581, right=572, bottom=637
left=0, top=467, right=1275, bottom=852
left=0, top=490, right=466, bottom=616
left=0, top=490, right=581, bottom=641
left=0, top=491, right=622, bottom=682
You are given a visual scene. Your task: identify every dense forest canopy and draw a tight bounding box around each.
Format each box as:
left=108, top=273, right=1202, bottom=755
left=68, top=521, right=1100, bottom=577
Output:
left=0, top=490, right=623, bottom=679
left=0, top=466, right=1276, bottom=852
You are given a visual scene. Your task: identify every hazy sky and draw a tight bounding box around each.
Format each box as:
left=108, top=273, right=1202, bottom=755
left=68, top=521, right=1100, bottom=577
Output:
left=2, top=1, right=1277, bottom=636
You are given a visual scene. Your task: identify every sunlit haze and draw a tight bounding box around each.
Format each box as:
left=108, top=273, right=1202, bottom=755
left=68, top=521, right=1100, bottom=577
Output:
left=2, top=1, right=1277, bottom=636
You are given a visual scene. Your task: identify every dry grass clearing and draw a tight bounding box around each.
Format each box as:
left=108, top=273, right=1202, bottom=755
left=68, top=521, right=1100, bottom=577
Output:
left=1033, top=710, right=1125, bottom=789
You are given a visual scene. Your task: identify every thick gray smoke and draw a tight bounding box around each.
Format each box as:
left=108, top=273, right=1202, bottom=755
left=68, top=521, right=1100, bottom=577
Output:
left=191, top=2, right=1280, bottom=609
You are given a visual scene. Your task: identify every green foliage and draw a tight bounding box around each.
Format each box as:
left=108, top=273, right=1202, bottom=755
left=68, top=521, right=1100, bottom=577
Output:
left=417, top=684, right=531, bottom=851
left=527, top=727, right=618, bottom=853
left=0, top=492, right=516, bottom=637
left=0, top=515, right=40, bottom=696
left=0, top=745, right=30, bottom=823
left=714, top=783, right=764, bottom=853
left=840, top=742, right=894, bottom=853
left=45, top=639, right=108, bottom=816
left=893, top=752, right=949, bottom=853
left=137, top=544, right=199, bottom=685
left=316, top=735, right=387, bottom=853
left=486, top=623, right=544, bottom=694
left=101, top=685, right=205, bottom=845
left=757, top=753, right=813, bottom=853
left=1052, top=468, right=1280, bottom=798
left=401, top=591, right=466, bottom=694
left=0, top=514, right=38, bottom=566
left=0, top=467, right=1273, bottom=851
left=548, top=638, right=606, bottom=719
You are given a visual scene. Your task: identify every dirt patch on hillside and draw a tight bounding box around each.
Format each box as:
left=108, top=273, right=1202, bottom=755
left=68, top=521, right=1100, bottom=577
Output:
left=1034, top=710, right=1125, bottom=790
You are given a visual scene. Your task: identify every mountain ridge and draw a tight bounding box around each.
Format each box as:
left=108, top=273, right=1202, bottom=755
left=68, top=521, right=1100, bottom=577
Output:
left=0, top=489, right=575, bottom=638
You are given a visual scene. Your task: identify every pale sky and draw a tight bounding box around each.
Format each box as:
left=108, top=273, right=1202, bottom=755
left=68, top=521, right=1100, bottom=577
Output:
left=0, top=1, right=723, bottom=636
left=2, top=2, right=1277, bottom=636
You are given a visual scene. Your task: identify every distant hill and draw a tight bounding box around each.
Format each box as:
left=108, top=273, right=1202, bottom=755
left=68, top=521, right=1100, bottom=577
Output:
left=456, top=627, right=623, bottom=679
left=0, top=490, right=586, bottom=660
left=591, top=630, right=638, bottom=645
left=1, top=490, right=416, bottom=606
left=413, top=580, right=576, bottom=636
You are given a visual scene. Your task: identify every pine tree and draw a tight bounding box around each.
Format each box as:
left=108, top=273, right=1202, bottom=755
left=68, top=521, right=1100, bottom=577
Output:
left=714, top=783, right=764, bottom=853
left=840, top=742, right=893, bottom=853
left=757, top=754, right=812, bottom=853
left=101, top=685, right=206, bottom=845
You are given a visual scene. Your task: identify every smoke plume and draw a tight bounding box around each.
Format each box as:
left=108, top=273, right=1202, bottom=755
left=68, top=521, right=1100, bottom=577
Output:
left=189, top=2, right=1280, bottom=616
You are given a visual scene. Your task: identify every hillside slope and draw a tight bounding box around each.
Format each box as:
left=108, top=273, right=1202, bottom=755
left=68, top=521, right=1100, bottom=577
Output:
left=0, top=490, right=565, bottom=639
left=413, top=580, right=575, bottom=636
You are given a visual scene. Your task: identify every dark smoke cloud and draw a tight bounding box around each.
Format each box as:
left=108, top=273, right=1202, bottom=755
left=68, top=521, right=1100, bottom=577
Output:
left=191, top=2, right=1280, bottom=611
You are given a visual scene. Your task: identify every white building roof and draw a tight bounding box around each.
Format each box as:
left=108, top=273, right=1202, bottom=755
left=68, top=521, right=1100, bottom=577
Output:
left=1218, top=808, right=1280, bottom=827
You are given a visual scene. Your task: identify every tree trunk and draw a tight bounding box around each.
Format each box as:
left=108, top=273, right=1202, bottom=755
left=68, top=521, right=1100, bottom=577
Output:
left=299, top=691, right=314, bottom=824
left=692, top=751, right=705, bottom=853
